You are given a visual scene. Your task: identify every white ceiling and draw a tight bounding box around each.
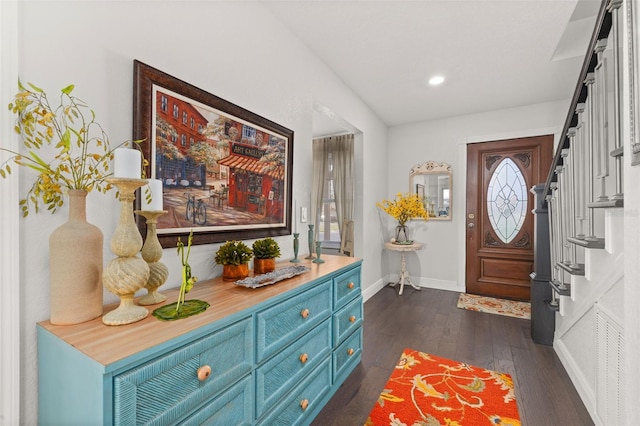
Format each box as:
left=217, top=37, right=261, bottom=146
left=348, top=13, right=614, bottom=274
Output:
left=263, top=0, right=603, bottom=135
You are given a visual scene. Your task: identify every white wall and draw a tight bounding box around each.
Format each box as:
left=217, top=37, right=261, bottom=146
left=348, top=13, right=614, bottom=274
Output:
left=10, top=2, right=388, bottom=422
left=386, top=101, right=566, bottom=291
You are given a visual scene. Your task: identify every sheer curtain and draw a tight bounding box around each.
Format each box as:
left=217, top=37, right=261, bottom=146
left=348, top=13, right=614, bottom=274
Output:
left=311, top=134, right=354, bottom=249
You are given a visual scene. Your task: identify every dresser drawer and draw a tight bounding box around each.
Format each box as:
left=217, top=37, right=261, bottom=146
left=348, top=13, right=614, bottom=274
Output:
left=114, top=317, right=253, bottom=426
left=333, top=266, right=361, bottom=309
left=178, top=375, right=252, bottom=426
left=256, top=280, right=331, bottom=362
left=333, top=295, right=363, bottom=346
left=333, top=327, right=362, bottom=382
left=256, top=319, right=331, bottom=417
left=256, top=358, right=332, bottom=426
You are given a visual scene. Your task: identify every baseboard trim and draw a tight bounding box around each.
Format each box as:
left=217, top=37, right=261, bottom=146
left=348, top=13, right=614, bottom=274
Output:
left=387, top=274, right=461, bottom=292
left=370, top=275, right=462, bottom=298
left=362, top=277, right=388, bottom=302
left=416, top=276, right=462, bottom=292
left=554, top=339, right=598, bottom=425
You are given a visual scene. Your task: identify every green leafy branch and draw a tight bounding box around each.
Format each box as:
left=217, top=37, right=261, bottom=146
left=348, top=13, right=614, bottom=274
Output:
left=1, top=81, right=146, bottom=216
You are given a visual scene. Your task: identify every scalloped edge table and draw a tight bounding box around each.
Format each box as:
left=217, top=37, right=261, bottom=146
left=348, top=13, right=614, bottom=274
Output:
left=385, top=241, right=423, bottom=295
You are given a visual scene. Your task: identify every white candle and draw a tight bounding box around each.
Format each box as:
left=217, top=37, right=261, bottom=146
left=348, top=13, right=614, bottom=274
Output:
left=142, top=179, right=163, bottom=211
left=113, top=148, right=142, bottom=178
left=294, top=200, right=297, bottom=233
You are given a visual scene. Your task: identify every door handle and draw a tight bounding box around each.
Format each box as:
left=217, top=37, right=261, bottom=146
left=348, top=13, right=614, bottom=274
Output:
left=467, top=223, right=475, bottom=229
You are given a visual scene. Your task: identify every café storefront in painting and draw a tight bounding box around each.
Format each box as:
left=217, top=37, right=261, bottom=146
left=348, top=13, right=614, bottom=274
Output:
left=218, top=142, right=285, bottom=222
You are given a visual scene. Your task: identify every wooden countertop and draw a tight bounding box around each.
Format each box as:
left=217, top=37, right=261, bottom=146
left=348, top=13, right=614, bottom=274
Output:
left=38, top=255, right=361, bottom=367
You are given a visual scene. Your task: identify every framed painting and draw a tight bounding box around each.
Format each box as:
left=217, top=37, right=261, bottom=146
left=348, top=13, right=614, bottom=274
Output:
left=133, top=60, right=294, bottom=247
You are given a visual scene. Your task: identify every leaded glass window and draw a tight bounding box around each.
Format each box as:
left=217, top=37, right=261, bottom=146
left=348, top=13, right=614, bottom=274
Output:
left=487, top=158, right=527, bottom=244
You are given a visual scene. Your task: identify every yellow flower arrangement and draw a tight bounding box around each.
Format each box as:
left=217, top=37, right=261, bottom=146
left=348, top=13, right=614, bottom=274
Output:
left=377, top=192, right=429, bottom=226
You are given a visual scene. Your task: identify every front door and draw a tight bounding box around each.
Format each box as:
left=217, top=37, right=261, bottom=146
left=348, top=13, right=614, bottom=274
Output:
left=466, top=135, right=553, bottom=301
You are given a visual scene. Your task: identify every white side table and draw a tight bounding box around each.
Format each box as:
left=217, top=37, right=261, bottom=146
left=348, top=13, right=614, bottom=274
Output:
left=384, top=241, right=423, bottom=295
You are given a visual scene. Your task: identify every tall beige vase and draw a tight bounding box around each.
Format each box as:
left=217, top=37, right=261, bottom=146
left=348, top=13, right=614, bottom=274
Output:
left=49, top=190, right=104, bottom=325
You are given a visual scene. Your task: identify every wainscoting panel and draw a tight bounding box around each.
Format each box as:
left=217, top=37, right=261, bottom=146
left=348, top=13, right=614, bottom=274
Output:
left=595, top=305, right=624, bottom=426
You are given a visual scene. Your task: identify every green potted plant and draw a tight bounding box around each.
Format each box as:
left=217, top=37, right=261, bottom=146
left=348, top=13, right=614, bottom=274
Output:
left=252, top=237, right=281, bottom=274
left=215, top=240, right=253, bottom=281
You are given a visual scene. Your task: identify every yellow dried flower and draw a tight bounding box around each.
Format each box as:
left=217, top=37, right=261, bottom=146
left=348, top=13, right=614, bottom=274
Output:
left=376, top=192, right=429, bottom=226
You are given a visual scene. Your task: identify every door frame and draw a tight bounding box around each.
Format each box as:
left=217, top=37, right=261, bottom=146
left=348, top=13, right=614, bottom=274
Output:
left=1, top=2, right=21, bottom=423
left=456, top=127, right=561, bottom=294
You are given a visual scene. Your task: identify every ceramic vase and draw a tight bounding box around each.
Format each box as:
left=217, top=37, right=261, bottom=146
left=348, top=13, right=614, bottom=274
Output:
left=222, top=263, right=249, bottom=281
left=254, top=258, right=276, bottom=274
left=49, top=190, right=103, bottom=325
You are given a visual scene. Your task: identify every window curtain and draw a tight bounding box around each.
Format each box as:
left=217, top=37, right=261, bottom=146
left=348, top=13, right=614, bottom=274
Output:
left=311, top=134, right=354, bottom=245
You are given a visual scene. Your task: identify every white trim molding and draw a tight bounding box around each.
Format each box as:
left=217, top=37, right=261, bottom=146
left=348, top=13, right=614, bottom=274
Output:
left=0, top=1, right=21, bottom=425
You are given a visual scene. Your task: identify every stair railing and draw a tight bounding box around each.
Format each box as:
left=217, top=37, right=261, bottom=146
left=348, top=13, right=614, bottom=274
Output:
left=541, top=0, right=624, bottom=304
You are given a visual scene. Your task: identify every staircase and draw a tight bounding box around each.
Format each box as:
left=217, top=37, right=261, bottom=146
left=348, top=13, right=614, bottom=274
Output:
left=537, top=1, right=630, bottom=424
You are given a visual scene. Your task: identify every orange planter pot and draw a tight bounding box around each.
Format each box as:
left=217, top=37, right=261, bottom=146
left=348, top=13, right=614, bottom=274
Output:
left=222, top=263, right=249, bottom=281
left=254, top=258, right=276, bottom=275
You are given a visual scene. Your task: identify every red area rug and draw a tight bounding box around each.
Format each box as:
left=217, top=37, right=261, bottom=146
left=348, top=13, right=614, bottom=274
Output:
left=456, top=293, right=530, bottom=320
left=366, top=349, right=521, bottom=426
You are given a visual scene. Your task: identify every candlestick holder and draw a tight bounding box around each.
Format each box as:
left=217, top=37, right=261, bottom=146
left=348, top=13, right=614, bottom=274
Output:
left=135, top=210, right=169, bottom=305
left=312, top=241, right=325, bottom=264
left=305, top=224, right=315, bottom=259
left=102, top=178, right=151, bottom=326
left=290, top=233, right=301, bottom=263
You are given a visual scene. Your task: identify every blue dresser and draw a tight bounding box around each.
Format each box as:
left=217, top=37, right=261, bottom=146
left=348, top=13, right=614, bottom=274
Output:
left=37, top=255, right=362, bottom=425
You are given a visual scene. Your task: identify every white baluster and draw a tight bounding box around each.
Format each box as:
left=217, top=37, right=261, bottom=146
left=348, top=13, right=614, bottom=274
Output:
left=608, top=0, right=624, bottom=200
left=566, top=129, right=579, bottom=270
left=594, top=39, right=609, bottom=202
left=584, top=72, right=599, bottom=241
left=555, top=162, right=569, bottom=265
left=575, top=103, right=586, bottom=239
left=546, top=193, right=559, bottom=308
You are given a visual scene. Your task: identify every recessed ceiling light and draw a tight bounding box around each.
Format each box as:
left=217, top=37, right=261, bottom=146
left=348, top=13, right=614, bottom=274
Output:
left=428, top=75, right=445, bottom=86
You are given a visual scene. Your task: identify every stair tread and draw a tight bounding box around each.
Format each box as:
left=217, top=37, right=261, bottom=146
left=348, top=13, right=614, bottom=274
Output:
left=549, top=279, right=571, bottom=296
left=567, top=237, right=605, bottom=249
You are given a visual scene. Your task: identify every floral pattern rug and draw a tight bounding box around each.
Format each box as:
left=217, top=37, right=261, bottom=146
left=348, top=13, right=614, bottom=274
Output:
left=456, top=293, right=530, bottom=320
left=366, top=349, right=521, bottom=426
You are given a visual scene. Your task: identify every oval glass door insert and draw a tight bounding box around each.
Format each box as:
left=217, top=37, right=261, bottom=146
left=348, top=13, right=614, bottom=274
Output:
left=486, top=158, right=527, bottom=244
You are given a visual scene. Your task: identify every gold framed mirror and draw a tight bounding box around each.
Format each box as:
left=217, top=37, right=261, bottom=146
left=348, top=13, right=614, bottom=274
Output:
left=409, top=161, right=452, bottom=221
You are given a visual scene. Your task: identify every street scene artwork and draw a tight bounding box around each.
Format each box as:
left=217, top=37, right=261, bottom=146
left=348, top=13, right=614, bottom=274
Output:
left=151, top=86, right=290, bottom=236
left=133, top=60, right=293, bottom=246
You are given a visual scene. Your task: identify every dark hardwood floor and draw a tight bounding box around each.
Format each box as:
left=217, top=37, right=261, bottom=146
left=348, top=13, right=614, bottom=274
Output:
left=312, top=287, right=593, bottom=426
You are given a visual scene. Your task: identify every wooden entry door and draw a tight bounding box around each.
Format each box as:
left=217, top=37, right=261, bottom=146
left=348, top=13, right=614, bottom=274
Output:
left=466, top=135, right=553, bottom=301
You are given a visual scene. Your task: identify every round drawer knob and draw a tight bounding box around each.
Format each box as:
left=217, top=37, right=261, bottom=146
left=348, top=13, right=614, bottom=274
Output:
left=197, top=365, right=211, bottom=381
left=299, top=353, right=308, bottom=364
left=300, top=399, right=309, bottom=410
left=300, top=308, right=310, bottom=319
left=347, top=282, right=354, bottom=289
left=347, top=348, right=354, bottom=356
left=349, top=315, right=356, bottom=323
